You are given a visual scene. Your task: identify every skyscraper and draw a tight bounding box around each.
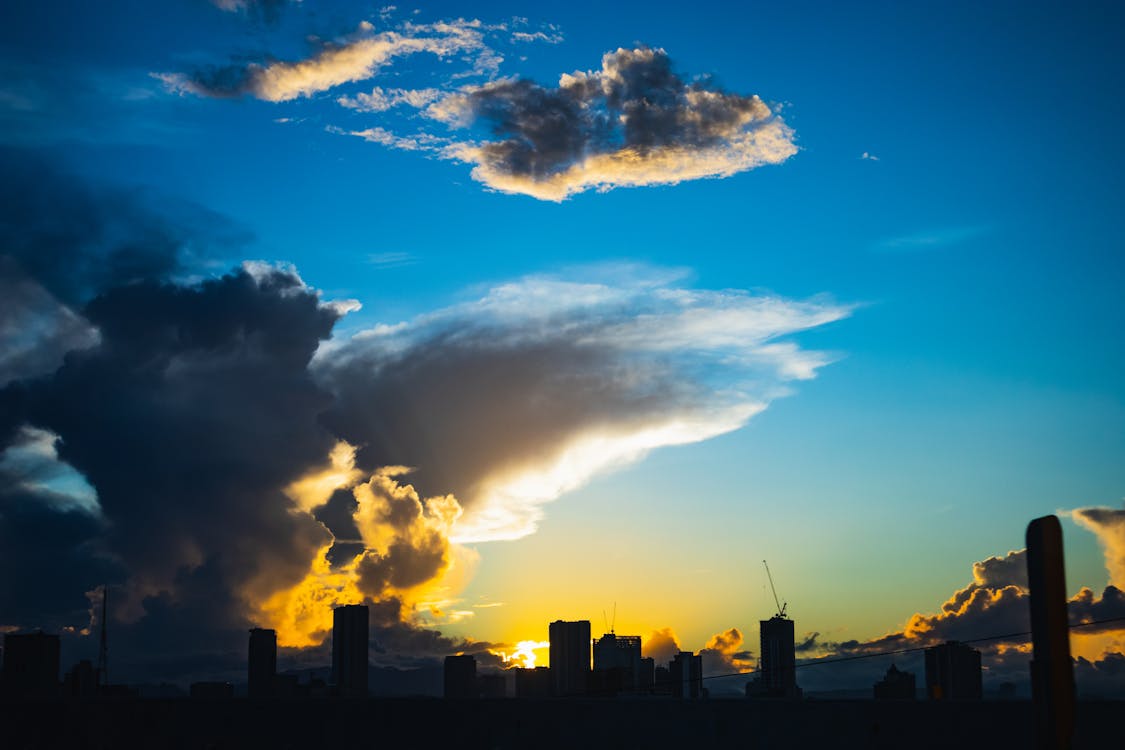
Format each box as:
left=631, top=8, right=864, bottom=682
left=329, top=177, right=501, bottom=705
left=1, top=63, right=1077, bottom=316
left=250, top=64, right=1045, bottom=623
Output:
left=248, top=628, right=277, bottom=698
left=757, top=615, right=801, bottom=698
left=332, top=604, right=369, bottom=697
left=549, top=620, right=591, bottom=696
left=925, top=641, right=982, bottom=700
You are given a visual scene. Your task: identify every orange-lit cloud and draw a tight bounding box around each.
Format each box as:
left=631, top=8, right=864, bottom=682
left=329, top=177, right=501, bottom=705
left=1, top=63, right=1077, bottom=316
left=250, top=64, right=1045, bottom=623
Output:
left=158, top=20, right=492, bottom=102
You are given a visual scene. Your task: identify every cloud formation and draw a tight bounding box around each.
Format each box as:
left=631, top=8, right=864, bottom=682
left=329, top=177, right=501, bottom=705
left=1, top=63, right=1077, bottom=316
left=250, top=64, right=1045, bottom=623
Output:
left=427, top=48, right=796, bottom=199
left=800, top=536, right=1125, bottom=696
left=1072, top=506, right=1125, bottom=588
left=0, top=154, right=846, bottom=681
left=318, top=268, right=849, bottom=542
left=160, top=20, right=492, bottom=102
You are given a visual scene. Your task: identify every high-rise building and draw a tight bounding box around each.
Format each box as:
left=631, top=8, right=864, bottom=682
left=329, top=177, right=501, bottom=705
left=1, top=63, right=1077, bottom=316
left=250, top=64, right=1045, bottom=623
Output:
left=592, top=632, right=642, bottom=693
left=444, top=654, right=477, bottom=699
left=332, top=604, right=369, bottom=697
left=757, top=615, right=801, bottom=698
left=925, top=641, right=982, bottom=700
left=669, top=651, right=703, bottom=699
left=549, top=620, right=591, bottom=696
left=2, top=631, right=60, bottom=698
left=873, top=663, right=916, bottom=700
left=248, top=628, right=277, bottom=698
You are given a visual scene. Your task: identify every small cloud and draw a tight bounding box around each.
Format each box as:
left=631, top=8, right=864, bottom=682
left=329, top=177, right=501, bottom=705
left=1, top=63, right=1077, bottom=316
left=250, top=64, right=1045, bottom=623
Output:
left=367, top=251, right=418, bottom=269
left=860, top=151, right=879, bottom=161
left=472, top=602, right=505, bottom=609
left=877, top=225, right=987, bottom=251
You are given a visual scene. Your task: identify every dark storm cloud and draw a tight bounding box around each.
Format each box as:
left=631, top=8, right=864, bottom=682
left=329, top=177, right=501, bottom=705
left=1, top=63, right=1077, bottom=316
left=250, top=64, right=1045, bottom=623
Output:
left=0, top=265, right=344, bottom=676
left=0, top=149, right=246, bottom=386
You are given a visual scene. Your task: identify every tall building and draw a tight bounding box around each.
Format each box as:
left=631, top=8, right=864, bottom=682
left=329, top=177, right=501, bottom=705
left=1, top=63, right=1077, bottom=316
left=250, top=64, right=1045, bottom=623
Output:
left=756, top=615, right=801, bottom=698
left=332, top=604, right=369, bottom=697
left=549, top=620, right=591, bottom=696
left=444, top=654, right=477, bottom=699
left=248, top=628, right=277, bottom=698
left=925, top=641, right=982, bottom=700
left=592, top=632, right=642, bottom=692
left=669, top=651, right=703, bottom=699
left=2, top=632, right=60, bottom=698
left=873, top=663, right=916, bottom=700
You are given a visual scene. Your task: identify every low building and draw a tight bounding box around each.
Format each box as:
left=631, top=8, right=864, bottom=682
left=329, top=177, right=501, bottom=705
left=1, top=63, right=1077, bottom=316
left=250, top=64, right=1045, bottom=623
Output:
left=873, top=664, right=916, bottom=700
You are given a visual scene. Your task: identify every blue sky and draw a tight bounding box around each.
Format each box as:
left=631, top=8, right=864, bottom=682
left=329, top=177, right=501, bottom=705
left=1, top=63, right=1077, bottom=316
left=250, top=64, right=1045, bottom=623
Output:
left=2, top=0, right=1124, bottom=684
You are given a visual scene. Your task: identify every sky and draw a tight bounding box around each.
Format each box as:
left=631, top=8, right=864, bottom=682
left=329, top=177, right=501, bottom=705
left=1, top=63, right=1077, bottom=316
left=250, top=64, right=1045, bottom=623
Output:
left=1, top=0, right=1124, bottom=695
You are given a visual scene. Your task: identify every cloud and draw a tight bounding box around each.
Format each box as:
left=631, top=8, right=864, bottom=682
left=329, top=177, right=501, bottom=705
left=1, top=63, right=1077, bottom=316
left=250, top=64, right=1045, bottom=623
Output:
left=643, top=627, right=681, bottom=666
left=0, top=152, right=845, bottom=681
left=860, top=151, right=879, bottom=161
left=338, top=86, right=444, bottom=113
left=317, top=267, right=849, bottom=542
left=210, top=0, right=293, bottom=22
left=800, top=541, right=1125, bottom=695
left=877, top=225, right=987, bottom=251
left=160, top=20, right=492, bottom=102
left=423, top=47, right=796, bottom=200
left=1071, top=505, right=1125, bottom=588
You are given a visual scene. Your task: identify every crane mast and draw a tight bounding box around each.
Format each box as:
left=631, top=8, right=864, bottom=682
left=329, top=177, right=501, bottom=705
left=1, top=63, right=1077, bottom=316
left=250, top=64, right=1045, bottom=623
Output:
left=762, top=560, right=787, bottom=618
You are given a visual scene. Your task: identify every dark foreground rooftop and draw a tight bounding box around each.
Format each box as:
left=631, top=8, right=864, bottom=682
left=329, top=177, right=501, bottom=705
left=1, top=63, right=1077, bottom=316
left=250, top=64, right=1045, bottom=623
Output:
left=1, top=696, right=1119, bottom=749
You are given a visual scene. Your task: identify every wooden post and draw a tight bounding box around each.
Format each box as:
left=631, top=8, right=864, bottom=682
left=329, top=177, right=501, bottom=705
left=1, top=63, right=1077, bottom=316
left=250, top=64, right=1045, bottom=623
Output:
left=1026, top=515, right=1074, bottom=750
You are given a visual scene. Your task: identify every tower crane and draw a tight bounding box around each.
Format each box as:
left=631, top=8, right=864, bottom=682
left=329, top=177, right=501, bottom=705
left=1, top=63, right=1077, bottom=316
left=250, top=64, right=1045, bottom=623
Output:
left=763, top=560, right=788, bottom=619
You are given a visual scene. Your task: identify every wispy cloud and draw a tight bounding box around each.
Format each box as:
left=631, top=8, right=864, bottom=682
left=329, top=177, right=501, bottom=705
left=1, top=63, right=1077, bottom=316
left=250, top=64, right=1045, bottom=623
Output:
left=877, top=225, right=987, bottom=251
left=366, top=251, right=418, bottom=269
left=157, top=19, right=495, bottom=102
left=860, top=151, right=879, bottom=161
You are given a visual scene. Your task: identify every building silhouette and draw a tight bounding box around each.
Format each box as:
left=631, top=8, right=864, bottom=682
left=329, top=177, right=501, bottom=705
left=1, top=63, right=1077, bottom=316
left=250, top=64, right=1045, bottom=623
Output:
left=638, top=656, right=655, bottom=693
left=873, top=663, right=916, bottom=699
left=754, top=615, right=801, bottom=698
left=190, top=681, right=234, bottom=699
left=444, top=654, right=477, bottom=699
left=549, top=620, right=591, bottom=696
left=593, top=632, right=642, bottom=693
left=332, top=604, right=369, bottom=697
left=479, top=673, right=506, bottom=699
left=925, top=640, right=982, bottom=700
left=514, top=666, right=552, bottom=697
left=669, top=651, right=704, bottom=698
left=2, top=631, right=60, bottom=698
left=62, top=659, right=97, bottom=697
left=248, top=628, right=277, bottom=698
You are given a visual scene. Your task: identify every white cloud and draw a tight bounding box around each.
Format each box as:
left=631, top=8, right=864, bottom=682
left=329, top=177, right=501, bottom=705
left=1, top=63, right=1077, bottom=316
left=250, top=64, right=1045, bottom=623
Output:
left=318, top=267, right=851, bottom=542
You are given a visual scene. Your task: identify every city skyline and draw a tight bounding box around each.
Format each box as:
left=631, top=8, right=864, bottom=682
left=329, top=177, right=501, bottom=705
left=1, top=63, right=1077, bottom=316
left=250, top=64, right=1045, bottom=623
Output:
left=1, top=0, right=1124, bottom=701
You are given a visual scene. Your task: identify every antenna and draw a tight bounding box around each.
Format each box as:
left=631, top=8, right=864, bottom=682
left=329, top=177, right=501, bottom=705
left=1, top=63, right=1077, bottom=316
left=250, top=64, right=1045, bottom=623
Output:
left=611, top=602, right=616, bottom=635
left=763, top=560, right=788, bottom=618
left=96, top=583, right=109, bottom=688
